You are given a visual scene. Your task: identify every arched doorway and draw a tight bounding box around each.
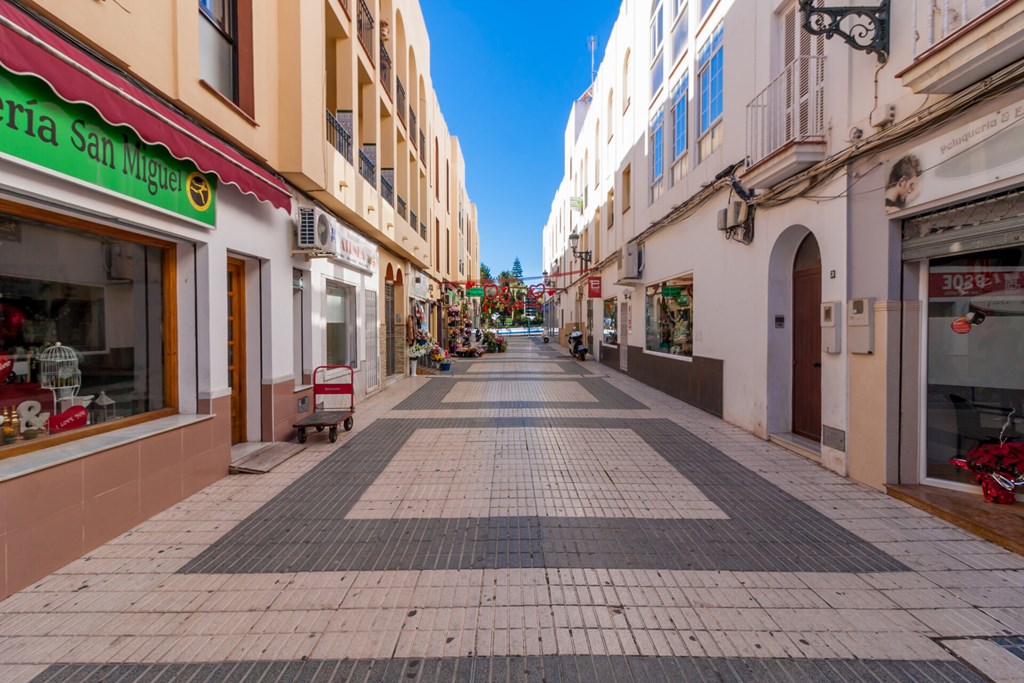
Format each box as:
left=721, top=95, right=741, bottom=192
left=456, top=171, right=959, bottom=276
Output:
left=792, top=234, right=822, bottom=441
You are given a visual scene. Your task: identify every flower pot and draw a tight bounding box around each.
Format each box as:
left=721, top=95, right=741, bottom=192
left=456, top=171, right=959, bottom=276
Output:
left=410, top=359, right=418, bottom=375
left=980, top=474, right=1016, bottom=504
left=440, top=361, right=452, bottom=371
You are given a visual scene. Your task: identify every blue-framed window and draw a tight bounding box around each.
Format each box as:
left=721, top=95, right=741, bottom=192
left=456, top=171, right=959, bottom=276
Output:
left=672, top=75, right=688, bottom=160
left=698, top=24, right=723, bottom=136
left=651, top=109, right=665, bottom=183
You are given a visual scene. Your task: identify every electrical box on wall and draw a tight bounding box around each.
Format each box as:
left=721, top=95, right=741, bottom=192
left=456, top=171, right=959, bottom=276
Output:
left=821, top=302, right=841, bottom=354
left=848, top=298, right=874, bottom=354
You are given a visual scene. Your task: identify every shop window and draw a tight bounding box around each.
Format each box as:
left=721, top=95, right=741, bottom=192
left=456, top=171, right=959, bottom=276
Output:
left=603, top=298, right=619, bottom=344
left=645, top=273, right=694, bottom=357
left=925, top=247, right=1024, bottom=483
left=0, top=212, right=173, bottom=454
left=326, top=282, right=357, bottom=367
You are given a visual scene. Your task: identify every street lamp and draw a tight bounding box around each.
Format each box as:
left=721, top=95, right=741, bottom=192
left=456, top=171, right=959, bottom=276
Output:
left=568, top=231, right=592, bottom=269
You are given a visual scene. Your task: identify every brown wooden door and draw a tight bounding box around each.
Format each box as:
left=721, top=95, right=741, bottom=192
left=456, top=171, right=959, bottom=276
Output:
left=792, top=264, right=822, bottom=441
left=227, top=258, right=247, bottom=445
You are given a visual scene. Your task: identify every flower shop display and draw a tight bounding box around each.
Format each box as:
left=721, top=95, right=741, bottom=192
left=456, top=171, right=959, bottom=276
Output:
left=482, top=330, right=507, bottom=353
left=949, top=410, right=1024, bottom=504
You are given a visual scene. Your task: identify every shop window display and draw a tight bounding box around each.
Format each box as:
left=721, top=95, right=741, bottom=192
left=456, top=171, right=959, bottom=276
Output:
left=925, top=247, right=1024, bottom=484
left=0, top=213, right=168, bottom=451
left=645, top=273, right=693, bottom=357
left=603, top=298, right=618, bottom=344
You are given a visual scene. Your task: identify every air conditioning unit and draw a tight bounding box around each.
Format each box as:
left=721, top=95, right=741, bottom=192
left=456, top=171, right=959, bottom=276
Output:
left=296, top=207, right=337, bottom=252
left=717, top=201, right=749, bottom=231
left=622, top=243, right=643, bottom=280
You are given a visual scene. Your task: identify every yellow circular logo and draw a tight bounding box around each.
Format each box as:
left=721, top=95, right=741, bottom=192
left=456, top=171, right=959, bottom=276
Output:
left=186, top=172, right=213, bottom=212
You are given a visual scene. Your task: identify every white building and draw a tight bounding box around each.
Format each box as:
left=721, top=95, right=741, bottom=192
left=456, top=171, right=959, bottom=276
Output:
left=543, top=0, right=1024, bottom=512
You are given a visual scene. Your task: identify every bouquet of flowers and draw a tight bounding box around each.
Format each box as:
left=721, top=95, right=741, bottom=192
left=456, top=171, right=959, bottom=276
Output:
left=949, top=410, right=1024, bottom=504
left=408, top=343, right=431, bottom=360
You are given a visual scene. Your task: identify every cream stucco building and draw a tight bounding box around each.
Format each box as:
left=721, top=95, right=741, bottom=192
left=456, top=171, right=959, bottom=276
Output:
left=0, top=0, right=478, bottom=599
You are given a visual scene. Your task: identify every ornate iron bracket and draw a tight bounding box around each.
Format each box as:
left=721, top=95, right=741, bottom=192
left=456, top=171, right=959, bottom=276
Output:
left=799, top=0, right=890, bottom=63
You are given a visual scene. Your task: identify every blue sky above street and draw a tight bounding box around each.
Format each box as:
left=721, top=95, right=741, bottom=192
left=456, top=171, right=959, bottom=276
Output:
left=420, top=0, right=621, bottom=282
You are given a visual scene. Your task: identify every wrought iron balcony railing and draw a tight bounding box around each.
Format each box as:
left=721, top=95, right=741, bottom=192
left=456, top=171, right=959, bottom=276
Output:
left=380, top=43, right=392, bottom=98
left=398, top=195, right=407, bottom=219
left=396, top=78, right=406, bottom=124
left=409, top=109, right=418, bottom=149
left=746, top=56, right=826, bottom=168
left=420, top=222, right=427, bottom=240
left=357, top=0, right=375, bottom=65
left=410, top=209, right=418, bottom=231
left=381, top=169, right=395, bottom=206
left=326, top=110, right=353, bottom=163
left=358, top=148, right=376, bottom=186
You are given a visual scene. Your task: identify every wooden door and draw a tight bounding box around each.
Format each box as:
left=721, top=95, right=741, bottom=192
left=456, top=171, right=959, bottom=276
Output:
left=384, top=283, right=396, bottom=376
left=227, top=258, right=246, bottom=445
left=792, top=263, right=822, bottom=441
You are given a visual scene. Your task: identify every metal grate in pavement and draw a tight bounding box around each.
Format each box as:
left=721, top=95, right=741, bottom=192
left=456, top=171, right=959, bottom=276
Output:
left=180, top=417, right=906, bottom=575
left=31, top=656, right=988, bottom=682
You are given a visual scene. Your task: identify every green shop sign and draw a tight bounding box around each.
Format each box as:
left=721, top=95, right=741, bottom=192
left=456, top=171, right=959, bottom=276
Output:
left=0, top=70, right=216, bottom=226
left=467, top=286, right=484, bottom=297
left=661, top=286, right=682, bottom=298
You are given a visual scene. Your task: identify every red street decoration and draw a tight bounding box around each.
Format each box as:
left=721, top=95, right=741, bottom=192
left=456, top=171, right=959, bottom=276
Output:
left=950, top=317, right=972, bottom=334
left=0, top=354, right=12, bottom=384
left=48, top=405, right=88, bottom=433
left=588, top=277, right=602, bottom=299
left=527, top=284, right=547, bottom=302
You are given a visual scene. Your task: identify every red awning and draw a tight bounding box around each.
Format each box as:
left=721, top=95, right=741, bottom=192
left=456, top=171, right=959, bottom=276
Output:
left=0, top=2, right=291, bottom=211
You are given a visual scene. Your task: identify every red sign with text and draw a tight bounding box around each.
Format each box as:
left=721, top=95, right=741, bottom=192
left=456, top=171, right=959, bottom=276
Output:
left=929, top=269, right=1022, bottom=298
left=588, top=277, right=602, bottom=298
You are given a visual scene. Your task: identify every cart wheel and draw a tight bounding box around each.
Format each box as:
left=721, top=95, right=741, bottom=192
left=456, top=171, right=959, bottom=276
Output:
left=298, top=428, right=307, bottom=444
left=344, top=417, right=354, bottom=431
left=316, top=426, right=324, bottom=432
left=329, top=426, right=338, bottom=443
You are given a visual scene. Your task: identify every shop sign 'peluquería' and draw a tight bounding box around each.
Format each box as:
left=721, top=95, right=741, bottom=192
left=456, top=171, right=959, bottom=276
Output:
left=0, top=68, right=216, bottom=226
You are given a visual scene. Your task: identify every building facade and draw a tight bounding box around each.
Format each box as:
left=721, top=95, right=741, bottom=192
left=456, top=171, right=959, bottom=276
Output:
left=543, top=1, right=1023, bottom=507
left=0, top=0, right=478, bottom=599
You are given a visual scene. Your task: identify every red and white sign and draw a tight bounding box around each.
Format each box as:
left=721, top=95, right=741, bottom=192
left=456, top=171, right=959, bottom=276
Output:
left=0, top=355, right=12, bottom=384
left=950, top=317, right=972, bottom=335
left=48, top=405, right=88, bottom=433
left=929, top=269, right=1023, bottom=298
left=587, top=277, right=602, bottom=299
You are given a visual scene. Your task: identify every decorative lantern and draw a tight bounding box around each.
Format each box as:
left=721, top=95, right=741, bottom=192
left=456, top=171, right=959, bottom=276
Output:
left=94, top=391, right=116, bottom=423
left=37, top=342, right=81, bottom=412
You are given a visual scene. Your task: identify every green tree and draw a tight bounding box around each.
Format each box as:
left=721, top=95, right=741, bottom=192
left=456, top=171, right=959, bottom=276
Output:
left=511, top=257, right=523, bottom=282
left=479, top=263, right=492, bottom=282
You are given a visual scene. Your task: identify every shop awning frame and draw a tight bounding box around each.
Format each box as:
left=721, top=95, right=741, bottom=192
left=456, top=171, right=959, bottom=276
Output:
left=0, top=2, right=291, bottom=211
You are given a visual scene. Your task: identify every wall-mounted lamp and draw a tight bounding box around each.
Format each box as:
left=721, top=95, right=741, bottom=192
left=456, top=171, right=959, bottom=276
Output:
left=568, top=232, right=592, bottom=269
left=799, top=0, right=889, bottom=63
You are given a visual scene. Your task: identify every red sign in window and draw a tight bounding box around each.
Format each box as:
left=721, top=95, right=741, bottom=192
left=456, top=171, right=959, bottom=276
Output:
left=929, top=269, right=1022, bottom=298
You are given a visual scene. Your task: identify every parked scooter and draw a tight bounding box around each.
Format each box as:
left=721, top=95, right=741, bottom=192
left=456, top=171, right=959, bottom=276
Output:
left=567, top=330, right=588, bottom=361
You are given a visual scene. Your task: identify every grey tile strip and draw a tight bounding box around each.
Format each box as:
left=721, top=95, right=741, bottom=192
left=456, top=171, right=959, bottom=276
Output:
left=179, top=417, right=906, bottom=574
left=393, top=377, right=645, bottom=410
left=30, top=657, right=988, bottom=682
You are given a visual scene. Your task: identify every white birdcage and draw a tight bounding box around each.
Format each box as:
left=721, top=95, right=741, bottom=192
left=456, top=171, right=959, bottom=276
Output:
left=37, top=342, right=81, bottom=411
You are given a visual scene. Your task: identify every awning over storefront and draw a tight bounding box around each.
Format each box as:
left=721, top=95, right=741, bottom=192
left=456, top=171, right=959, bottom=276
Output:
left=0, top=3, right=291, bottom=211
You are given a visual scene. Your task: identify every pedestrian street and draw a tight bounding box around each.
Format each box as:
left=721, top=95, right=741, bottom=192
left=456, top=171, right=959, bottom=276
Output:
left=2, top=337, right=1023, bottom=682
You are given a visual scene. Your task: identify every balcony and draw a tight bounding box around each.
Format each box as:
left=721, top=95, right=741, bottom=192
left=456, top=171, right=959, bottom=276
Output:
left=409, top=109, right=418, bottom=150
left=410, top=209, right=418, bottom=231
left=419, top=131, right=425, bottom=159
left=397, top=79, right=406, bottom=124
left=900, top=0, right=1024, bottom=93
left=420, top=222, right=427, bottom=240
left=380, top=43, right=392, bottom=98
left=326, top=110, right=353, bottom=163
left=381, top=169, right=395, bottom=207
left=357, top=0, right=375, bottom=65
left=398, top=195, right=407, bottom=220
left=745, top=56, right=826, bottom=189
left=358, top=147, right=376, bottom=186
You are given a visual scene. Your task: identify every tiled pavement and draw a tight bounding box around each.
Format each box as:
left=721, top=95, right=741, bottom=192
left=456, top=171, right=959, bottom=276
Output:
left=2, top=338, right=1024, bottom=682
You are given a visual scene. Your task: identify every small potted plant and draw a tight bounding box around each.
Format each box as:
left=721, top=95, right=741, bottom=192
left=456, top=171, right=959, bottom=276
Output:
left=949, top=410, right=1024, bottom=504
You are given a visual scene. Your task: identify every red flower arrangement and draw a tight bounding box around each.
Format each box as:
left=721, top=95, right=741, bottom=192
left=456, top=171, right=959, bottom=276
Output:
left=949, top=428, right=1024, bottom=505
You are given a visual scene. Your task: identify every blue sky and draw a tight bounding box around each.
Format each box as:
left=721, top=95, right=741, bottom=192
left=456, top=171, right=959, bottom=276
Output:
left=420, top=0, right=621, bottom=282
